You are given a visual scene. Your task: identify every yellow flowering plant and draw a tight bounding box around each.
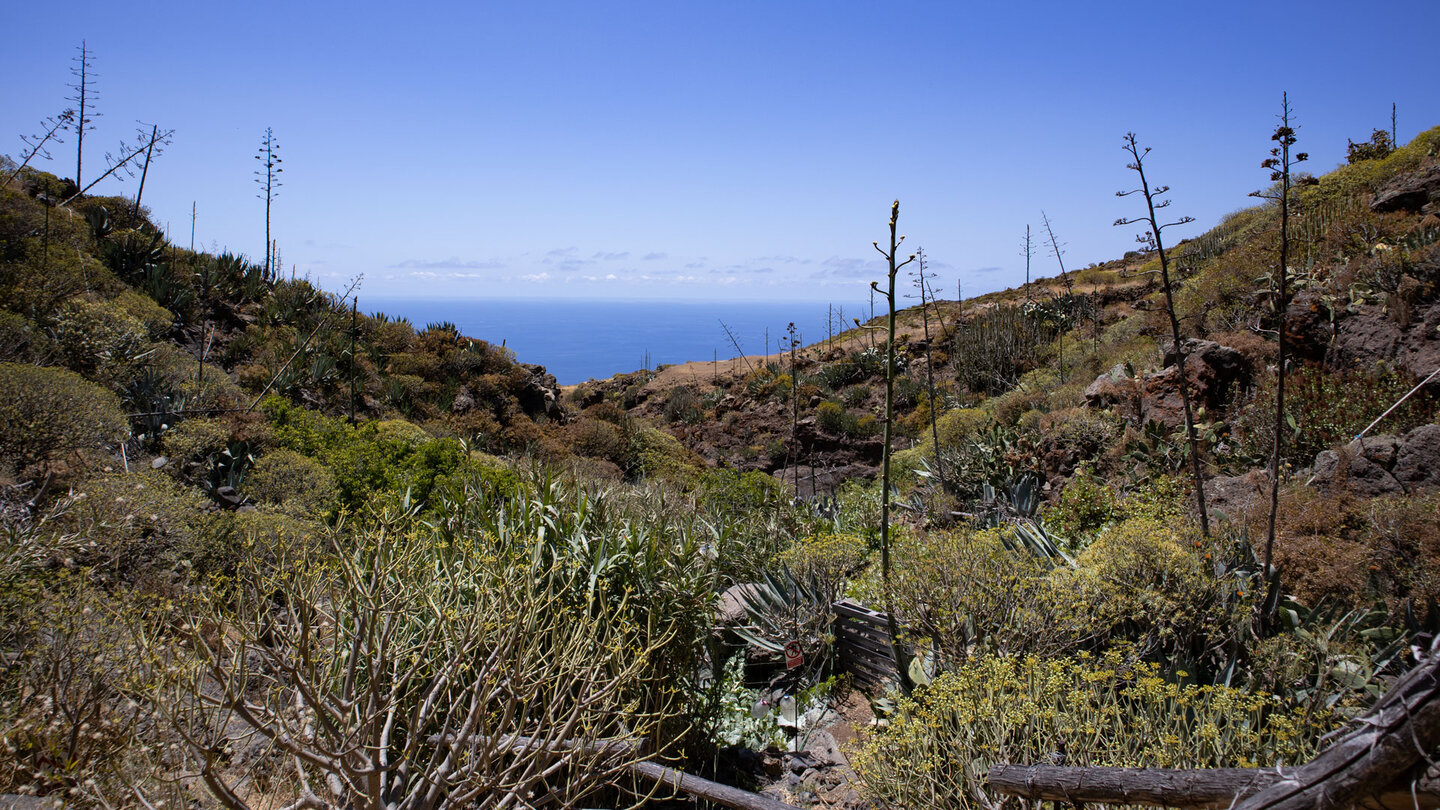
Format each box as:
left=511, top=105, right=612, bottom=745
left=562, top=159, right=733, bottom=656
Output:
left=853, top=648, right=1342, bottom=810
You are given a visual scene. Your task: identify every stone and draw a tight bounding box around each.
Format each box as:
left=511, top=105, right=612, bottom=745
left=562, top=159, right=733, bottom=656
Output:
left=1334, top=307, right=1404, bottom=367
left=1137, top=340, right=1250, bottom=428
left=451, top=386, right=475, bottom=414
left=1084, top=363, right=1141, bottom=419
left=761, top=752, right=784, bottom=779
left=515, top=363, right=562, bottom=419
left=1359, top=435, right=1401, bottom=469
left=1371, top=164, right=1440, bottom=213
left=213, top=485, right=243, bottom=509
left=150, top=455, right=168, bottom=469
left=1313, top=438, right=1405, bottom=498
left=802, top=728, right=847, bottom=768
left=1394, top=424, right=1440, bottom=492
left=1204, top=471, right=1269, bottom=523
left=717, top=583, right=763, bottom=625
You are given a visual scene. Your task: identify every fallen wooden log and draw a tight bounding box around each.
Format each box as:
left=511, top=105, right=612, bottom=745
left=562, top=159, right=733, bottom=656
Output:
left=1233, top=638, right=1440, bottom=810
left=986, top=764, right=1440, bottom=810
left=427, top=732, right=801, bottom=810
left=631, top=760, right=800, bottom=810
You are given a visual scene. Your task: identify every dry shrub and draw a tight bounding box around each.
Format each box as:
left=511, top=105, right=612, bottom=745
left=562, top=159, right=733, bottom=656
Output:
left=567, top=416, right=627, bottom=464
left=147, top=517, right=684, bottom=810
left=1361, top=492, right=1440, bottom=617
left=1250, top=485, right=1440, bottom=615
left=0, top=582, right=161, bottom=802
left=1259, top=485, right=1370, bottom=607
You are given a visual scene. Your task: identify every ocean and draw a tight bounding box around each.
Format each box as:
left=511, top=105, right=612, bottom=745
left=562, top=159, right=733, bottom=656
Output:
left=364, top=297, right=873, bottom=385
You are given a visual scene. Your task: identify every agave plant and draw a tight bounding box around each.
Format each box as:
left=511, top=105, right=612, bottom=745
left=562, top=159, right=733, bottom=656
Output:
left=728, top=568, right=832, bottom=660
left=999, top=520, right=1075, bottom=569
left=123, top=367, right=188, bottom=447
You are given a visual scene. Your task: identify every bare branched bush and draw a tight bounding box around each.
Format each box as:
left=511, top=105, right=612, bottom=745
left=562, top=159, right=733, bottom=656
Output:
left=145, top=511, right=681, bottom=810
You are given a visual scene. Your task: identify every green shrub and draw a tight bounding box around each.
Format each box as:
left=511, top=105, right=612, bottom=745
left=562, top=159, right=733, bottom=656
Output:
left=663, top=386, right=702, bottom=424
left=113, top=289, right=174, bottom=338
left=373, top=417, right=431, bottom=446
left=49, top=297, right=152, bottom=383
left=0, top=311, right=57, bottom=364
left=854, top=650, right=1340, bottom=810
left=1044, top=406, right=1124, bottom=459
left=228, top=508, right=326, bottom=560
left=262, top=397, right=468, bottom=512
left=953, top=303, right=1058, bottom=395
left=245, top=449, right=339, bottom=518
left=161, top=417, right=231, bottom=464
left=0, top=363, right=127, bottom=475
left=850, top=527, right=1087, bottom=668
left=1059, top=515, right=1253, bottom=665
left=832, top=477, right=882, bottom=542
left=777, top=531, right=868, bottom=606
left=933, top=407, right=986, bottom=448
left=816, top=400, right=847, bottom=434
left=692, top=468, right=815, bottom=583
left=841, top=384, right=871, bottom=408
left=1047, top=466, right=1120, bottom=544
left=627, top=425, right=700, bottom=482
left=64, top=470, right=225, bottom=587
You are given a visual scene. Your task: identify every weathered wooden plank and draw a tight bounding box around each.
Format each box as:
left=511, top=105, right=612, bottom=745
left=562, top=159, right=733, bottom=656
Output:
left=837, top=648, right=897, bottom=677
left=840, top=634, right=892, bottom=665
left=835, top=618, right=892, bottom=641
left=1233, top=638, right=1440, bottom=810
left=838, top=647, right=896, bottom=672
left=833, top=600, right=890, bottom=623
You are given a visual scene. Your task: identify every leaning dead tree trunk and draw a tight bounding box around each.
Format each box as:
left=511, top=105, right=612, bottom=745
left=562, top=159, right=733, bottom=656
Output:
left=988, top=637, right=1440, bottom=810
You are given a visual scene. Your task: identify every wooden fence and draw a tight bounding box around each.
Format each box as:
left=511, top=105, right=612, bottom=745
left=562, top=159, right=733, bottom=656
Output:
left=832, top=599, right=901, bottom=688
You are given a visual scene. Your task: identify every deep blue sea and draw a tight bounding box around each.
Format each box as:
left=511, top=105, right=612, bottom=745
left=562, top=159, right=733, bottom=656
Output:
left=365, top=298, right=872, bottom=385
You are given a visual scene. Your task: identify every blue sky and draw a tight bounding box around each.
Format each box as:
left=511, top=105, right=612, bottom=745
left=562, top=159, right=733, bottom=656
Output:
left=4, top=1, right=1437, bottom=303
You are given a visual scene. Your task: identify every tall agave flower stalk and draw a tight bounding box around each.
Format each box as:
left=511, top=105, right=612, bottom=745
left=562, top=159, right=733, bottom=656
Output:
left=871, top=200, right=918, bottom=694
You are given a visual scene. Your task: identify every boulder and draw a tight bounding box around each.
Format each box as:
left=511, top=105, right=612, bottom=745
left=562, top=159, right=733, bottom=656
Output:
left=1393, top=424, right=1440, bottom=491
left=717, top=583, right=763, bottom=625
left=773, top=463, right=875, bottom=500
left=1137, top=340, right=1249, bottom=427
left=451, top=385, right=475, bottom=414
left=1284, top=289, right=1338, bottom=362
left=1313, top=437, right=1405, bottom=498
left=1204, top=470, right=1270, bottom=522
left=213, top=485, right=244, bottom=510
left=1084, top=363, right=1141, bottom=420
left=1333, top=305, right=1404, bottom=366
left=1371, top=164, right=1440, bottom=213
left=1311, top=428, right=1440, bottom=497
left=515, top=363, right=562, bottom=420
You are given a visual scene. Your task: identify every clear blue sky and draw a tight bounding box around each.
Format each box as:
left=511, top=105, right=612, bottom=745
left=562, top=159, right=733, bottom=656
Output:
left=4, top=1, right=1437, bottom=303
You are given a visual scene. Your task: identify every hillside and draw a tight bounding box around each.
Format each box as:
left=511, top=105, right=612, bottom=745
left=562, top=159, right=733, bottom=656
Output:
left=1, top=123, right=1439, bottom=809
